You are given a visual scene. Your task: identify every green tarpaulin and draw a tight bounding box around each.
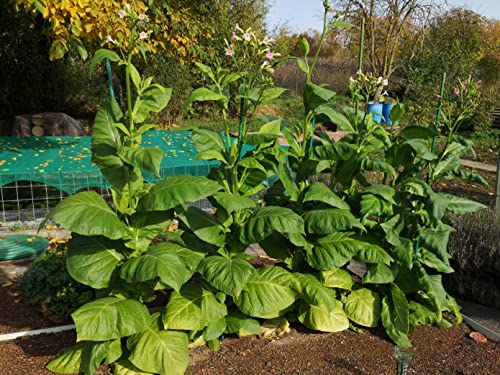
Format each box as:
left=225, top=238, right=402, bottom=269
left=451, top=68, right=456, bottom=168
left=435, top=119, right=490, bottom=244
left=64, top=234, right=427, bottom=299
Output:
left=0, top=131, right=218, bottom=195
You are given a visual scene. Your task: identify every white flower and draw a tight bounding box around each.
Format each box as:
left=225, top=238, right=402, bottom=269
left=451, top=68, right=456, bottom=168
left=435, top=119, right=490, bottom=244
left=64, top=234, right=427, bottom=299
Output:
left=105, top=35, right=114, bottom=43
left=118, top=9, right=126, bottom=18
left=382, top=79, right=388, bottom=86
left=139, top=31, right=148, bottom=40
left=124, top=4, right=131, bottom=10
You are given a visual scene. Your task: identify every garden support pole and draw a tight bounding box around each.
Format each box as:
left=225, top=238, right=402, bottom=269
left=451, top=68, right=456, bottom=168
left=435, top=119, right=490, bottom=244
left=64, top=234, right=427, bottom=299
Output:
left=106, top=58, right=115, bottom=99
left=495, top=145, right=500, bottom=213
left=431, top=71, right=446, bottom=153
left=358, top=18, right=365, bottom=71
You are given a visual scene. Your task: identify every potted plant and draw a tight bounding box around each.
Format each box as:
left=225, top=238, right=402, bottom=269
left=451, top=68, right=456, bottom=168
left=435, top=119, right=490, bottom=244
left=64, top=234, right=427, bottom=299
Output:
left=348, top=70, right=388, bottom=124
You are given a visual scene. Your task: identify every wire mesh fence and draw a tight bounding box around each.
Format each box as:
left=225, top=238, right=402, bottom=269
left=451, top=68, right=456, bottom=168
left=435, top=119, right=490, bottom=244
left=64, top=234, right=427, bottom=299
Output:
left=0, top=177, right=112, bottom=229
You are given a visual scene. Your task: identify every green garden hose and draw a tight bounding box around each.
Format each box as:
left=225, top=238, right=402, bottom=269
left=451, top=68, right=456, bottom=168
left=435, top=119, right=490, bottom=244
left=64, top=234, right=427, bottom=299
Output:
left=0, top=234, right=49, bottom=261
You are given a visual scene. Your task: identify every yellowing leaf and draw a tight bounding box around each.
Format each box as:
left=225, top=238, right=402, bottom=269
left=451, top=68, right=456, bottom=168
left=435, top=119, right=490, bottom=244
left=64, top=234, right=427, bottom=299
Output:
left=2, top=281, right=14, bottom=287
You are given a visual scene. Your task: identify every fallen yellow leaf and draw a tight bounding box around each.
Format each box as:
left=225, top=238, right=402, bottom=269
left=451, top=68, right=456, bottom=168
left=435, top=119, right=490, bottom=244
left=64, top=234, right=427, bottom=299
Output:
left=45, top=225, right=57, bottom=230
left=2, top=281, right=14, bottom=287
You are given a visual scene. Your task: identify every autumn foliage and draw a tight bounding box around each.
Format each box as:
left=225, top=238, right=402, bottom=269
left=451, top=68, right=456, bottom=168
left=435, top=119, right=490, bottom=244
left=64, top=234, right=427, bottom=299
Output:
left=11, top=0, right=195, bottom=60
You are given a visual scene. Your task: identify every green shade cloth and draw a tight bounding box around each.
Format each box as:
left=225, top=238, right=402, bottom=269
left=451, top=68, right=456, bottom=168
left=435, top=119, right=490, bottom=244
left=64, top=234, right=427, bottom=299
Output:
left=0, top=131, right=219, bottom=195
left=0, top=234, right=49, bottom=261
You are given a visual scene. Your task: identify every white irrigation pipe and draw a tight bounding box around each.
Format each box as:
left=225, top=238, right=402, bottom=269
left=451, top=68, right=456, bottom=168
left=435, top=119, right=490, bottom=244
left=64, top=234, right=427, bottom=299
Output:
left=0, top=324, right=75, bottom=342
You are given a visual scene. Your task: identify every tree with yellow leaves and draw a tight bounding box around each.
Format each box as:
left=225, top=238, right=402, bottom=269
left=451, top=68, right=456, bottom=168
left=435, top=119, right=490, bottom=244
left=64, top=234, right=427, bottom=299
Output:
left=10, top=0, right=196, bottom=60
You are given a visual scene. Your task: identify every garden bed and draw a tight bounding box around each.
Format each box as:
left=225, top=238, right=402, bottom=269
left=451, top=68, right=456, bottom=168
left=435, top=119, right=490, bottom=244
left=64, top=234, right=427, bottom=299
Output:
left=1, top=266, right=500, bottom=375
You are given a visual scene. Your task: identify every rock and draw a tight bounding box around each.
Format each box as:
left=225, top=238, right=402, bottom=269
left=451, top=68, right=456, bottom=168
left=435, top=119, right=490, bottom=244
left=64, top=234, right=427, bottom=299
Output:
left=469, top=332, right=488, bottom=343
left=12, top=113, right=83, bottom=137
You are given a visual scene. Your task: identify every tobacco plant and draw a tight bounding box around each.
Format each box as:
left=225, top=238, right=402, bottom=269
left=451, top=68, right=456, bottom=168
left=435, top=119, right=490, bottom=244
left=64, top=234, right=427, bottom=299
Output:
left=43, top=2, right=488, bottom=375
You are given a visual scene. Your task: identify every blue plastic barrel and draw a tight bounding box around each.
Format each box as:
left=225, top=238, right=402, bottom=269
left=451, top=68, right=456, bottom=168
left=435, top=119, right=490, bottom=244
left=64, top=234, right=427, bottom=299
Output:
left=367, top=102, right=383, bottom=124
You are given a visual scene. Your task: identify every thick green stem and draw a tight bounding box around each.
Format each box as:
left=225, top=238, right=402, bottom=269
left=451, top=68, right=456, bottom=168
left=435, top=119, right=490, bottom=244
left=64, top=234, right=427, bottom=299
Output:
left=125, top=52, right=134, bottom=132
left=308, top=7, right=329, bottom=83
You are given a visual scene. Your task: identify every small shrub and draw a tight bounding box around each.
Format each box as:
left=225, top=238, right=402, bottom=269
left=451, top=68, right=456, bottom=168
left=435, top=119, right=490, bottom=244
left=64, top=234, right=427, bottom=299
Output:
left=444, top=209, right=500, bottom=308
left=22, top=247, right=95, bottom=319
left=448, top=209, right=500, bottom=274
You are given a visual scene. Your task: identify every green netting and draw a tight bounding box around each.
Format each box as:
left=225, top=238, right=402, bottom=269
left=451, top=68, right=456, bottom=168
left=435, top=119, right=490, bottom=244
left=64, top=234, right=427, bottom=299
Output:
left=0, top=234, right=49, bottom=261
left=0, top=131, right=218, bottom=195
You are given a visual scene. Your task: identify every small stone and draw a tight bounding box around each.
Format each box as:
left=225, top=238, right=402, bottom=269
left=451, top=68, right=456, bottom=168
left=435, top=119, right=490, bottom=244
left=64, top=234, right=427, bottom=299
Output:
left=469, top=332, right=487, bottom=343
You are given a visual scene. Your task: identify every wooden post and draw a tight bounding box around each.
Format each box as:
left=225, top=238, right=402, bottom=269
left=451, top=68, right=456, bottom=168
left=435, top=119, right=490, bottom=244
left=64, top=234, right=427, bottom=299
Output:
left=495, top=145, right=500, bottom=213
left=358, top=18, right=365, bottom=71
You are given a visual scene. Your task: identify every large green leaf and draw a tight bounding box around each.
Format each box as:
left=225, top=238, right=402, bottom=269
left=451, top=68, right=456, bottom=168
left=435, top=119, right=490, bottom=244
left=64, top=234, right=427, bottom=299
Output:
left=133, top=86, right=172, bottom=123
left=427, top=192, right=452, bottom=221
left=187, top=87, right=227, bottom=104
left=120, top=243, right=204, bottom=291
left=118, top=147, right=165, bottom=177
left=417, top=248, right=454, bottom=273
left=127, top=211, right=173, bottom=252
left=163, top=284, right=227, bottom=331
left=235, top=266, right=297, bottom=318
left=240, top=206, right=304, bottom=244
left=140, top=176, right=221, bottom=211
left=90, top=48, right=121, bottom=73
left=259, top=87, right=287, bottom=104
left=362, top=263, right=396, bottom=284
left=47, top=340, right=121, bottom=375
left=46, top=342, right=88, bottom=374
left=408, top=301, right=452, bottom=331
left=344, top=288, right=381, bottom=327
left=66, top=234, right=124, bottom=289
left=303, top=209, right=363, bottom=235
left=127, top=316, right=188, bottom=375
left=212, top=192, right=256, bottom=214
left=298, top=300, right=349, bottom=332
left=259, top=232, right=293, bottom=262
left=444, top=194, right=487, bottom=214
left=380, top=284, right=411, bottom=347
left=176, top=206, right=226, bottom=247
left=398, top=125, right=435, bottom=140
left=307, top=232, right=367, bottom=270
left=355, top=243, right=392, bottom=265
left=42, top=191, right=129, bottom=239
left=431, top=155, right=460, bottom=180
left=320, top=268, right=353, bottom=290
left=315, top=104, right=355, bottom=133
left=225, top=312, right=260, bottom=337
left=359, top=194, right=391, bottom=220
left=304, top=83, right=336, bottom=112
left=417, top=222, right=454, bottom=261
left=199, top=255, right=255, bottom=298
left=402, top=139, right=437, bottom=161
left=380, top=215, right=403, bottom=247
left=259, top=119, right=282, bottom=135
left=91, top=98, right=123, bottom=170
left=72, top=297, right=150, bottom=342
left=311, top=142, right=357, bottom=161
left=302, top=182, right=349, bottom=209
left=192, top=128, right=226, bottom=153
left=204, top=318, right=227, bottom=341
left=114, top=359, right=153, bottom=375
left=294, top=273, right=336, bottom=309
left=390, top=239, right=414, bottom=270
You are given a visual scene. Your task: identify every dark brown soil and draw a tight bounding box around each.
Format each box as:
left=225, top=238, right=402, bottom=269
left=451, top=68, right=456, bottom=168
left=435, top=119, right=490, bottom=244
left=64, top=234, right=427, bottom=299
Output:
left=1, top=279, right=499, bottom=375
left=433, top=168, right=496, bottom=208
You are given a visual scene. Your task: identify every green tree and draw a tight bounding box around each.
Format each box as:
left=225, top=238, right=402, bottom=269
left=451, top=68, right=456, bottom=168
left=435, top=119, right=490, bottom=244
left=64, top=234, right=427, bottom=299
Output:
left=402, top=8, right=497, bottom=129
